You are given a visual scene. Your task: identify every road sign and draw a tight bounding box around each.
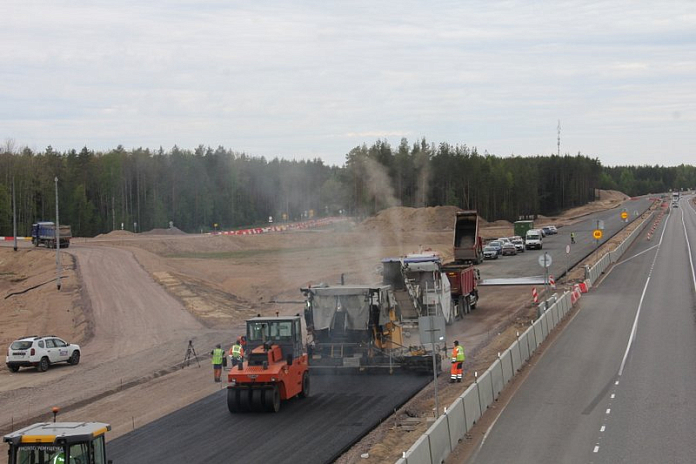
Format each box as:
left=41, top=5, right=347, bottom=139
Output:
left=538, top=253, right=552, bottom=268
left=621, top=211, right=628, bottom=220
left=593, top=229, right=603, bottom=240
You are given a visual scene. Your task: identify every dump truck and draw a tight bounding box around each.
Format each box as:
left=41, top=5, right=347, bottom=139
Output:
left=301, top=284, right=438, bottom=374
left=31, top=222, right=72, bottom=248
left=514, top=220, right=534, bottom=239
left=4, top=421, right=111, bottom=464
left=227, top=315, right=309, bottom=413
left=441, top=263, right=479, bottom=316
left=453, top=211, right=483, bottom=264
left=382, top=253, right=453, bottom=327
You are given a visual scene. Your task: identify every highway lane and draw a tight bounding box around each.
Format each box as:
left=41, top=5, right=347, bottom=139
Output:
left=468, top=198, right=696, bottom=463
left=477, top=197, right=654, bottom=283
left=109, top=374, right=430, bottom=464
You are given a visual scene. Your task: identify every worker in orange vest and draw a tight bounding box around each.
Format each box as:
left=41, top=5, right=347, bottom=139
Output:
left=450, top=340, right=465, bottom=383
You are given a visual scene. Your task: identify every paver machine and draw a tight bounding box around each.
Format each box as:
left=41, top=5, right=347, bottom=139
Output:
left=301, top=284, right=439, bottom=374
left=227, top=315, right=309, bottom=413
left=4, top=421, right=111, bottom=464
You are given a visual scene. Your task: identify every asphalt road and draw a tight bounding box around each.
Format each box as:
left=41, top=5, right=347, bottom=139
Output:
left=109, top=374, right=430, bottom=464
left=468, top=196, right=696, bottom=463
left=478, top=196, right=654, bottom=283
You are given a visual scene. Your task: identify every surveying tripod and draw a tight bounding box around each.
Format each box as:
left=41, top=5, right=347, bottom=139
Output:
left=183, top=340, right=200, bottom=368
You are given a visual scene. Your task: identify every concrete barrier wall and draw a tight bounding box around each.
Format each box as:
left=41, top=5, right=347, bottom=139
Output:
left=397, top=288, right=578, bottom=463
left=426, top=415, right=451, bottom=464
left=477, top=370, right=494, bottom=412
left=510, top=340, right=522, bottom=373
left=500, top=349, right=514, bottom=384
left=489, top=358, right=504, bottom=400
left=462, top=383, right=481, bottom=430
left=446, top=398, right=466, bottom=450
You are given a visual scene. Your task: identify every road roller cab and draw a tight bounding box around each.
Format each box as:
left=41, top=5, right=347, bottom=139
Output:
left=4, top=421, right=111, bottom=464
left=227, top=315, right=309, bottom=413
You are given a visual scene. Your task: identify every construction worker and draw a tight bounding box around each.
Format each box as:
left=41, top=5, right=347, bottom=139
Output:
left=229, top=338, right=244, bottom=368
left=211, top=344, right=224, bottom=382
left=240, top=335, right=247, bottom=356
left=570, top=232, right=576, bottom=244
left=450, top=340, right=465, bottom=383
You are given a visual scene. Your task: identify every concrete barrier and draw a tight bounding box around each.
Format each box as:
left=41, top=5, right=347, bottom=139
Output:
left=489, top=358, right=504, bottom=400
left=547, top=302, right=557, bottom=329
left=477, top=370, right=494, bottom=412
left=540, top=312, right=549, bottom=339
left=445, top=398, right=466, bottom=452
left=522, top=326, right=534, bottom=357
left=461, top=383, right=481, bottom=430
left=403, top=433, right=431, bottom=464
left=426, top=415, right=451, bottom=464
left=510, top=340, right=522, bottom=373
left=500, top=348, right=514, bottom=383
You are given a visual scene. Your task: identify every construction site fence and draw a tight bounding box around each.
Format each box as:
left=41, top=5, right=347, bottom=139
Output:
left=397, top=208, right=657, bottom=464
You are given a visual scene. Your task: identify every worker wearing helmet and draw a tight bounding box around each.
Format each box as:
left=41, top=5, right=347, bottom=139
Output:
left=211, top=344, right=224, bottom=382
left=229, top=339, right=244, bottom=368
left=450, top=340, right=465, bottom=383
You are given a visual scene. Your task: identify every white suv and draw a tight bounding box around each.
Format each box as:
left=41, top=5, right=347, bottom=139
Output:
left=6, top=336, right=81, bottom=372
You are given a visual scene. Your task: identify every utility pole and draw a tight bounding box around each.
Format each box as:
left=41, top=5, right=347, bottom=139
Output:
left=12, top=176, right=17, bottom=252
left=55, top=176, right=61, bottom=291
left=557, top=120, right=561, bottom=157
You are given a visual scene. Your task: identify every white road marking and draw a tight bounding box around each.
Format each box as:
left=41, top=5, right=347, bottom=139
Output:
left=606, top=409, right=611, bottom=414
left=680, top=207, right=696, bottom=295
left=600, top=425, right=606, bottom=432
left=594, top=445, right=600, bottom=453
left=610, top=393, right=615, bottom=399
left=613, top=245, right=658, bottom=267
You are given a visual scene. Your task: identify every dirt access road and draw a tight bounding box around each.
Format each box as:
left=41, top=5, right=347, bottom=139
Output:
left=0, top=190, right=630, bottom=457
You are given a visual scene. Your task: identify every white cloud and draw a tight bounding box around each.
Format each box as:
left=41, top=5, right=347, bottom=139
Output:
left=1, top=0, right=695, bottom=166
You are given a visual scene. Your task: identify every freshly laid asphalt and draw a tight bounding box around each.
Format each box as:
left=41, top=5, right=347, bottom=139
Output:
left=109, top=374, right=430, bottom=464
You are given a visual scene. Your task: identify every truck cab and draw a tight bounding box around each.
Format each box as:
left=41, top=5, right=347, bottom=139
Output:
left=4, top=422, right=111, bottom=464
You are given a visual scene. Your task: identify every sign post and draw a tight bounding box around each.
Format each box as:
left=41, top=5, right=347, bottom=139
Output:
left=538, top=253, right=552, bottom=303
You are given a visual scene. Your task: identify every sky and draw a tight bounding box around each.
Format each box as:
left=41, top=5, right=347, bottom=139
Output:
left=2, top=1, right=695, bottom=167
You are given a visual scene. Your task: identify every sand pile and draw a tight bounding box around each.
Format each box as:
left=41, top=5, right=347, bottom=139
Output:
left=95, top=230, right=136, bottom=239
left=358, top=206, right=464, bottom=233
left=142, top=227, right=187, bottom=236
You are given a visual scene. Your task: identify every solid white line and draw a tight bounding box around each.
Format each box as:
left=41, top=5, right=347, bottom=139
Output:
left=681, top=206, right=696, bottom=295
left=618, top=210, right=668, bottom=376
left=614, top=245, right=658, bottom=267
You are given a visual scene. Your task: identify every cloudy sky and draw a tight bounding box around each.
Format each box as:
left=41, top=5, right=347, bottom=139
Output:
left=2, top=1, right=694, bottom=166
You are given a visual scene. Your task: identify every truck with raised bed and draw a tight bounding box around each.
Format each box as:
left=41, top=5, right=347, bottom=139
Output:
left=453, top=211, right=483, bottom=264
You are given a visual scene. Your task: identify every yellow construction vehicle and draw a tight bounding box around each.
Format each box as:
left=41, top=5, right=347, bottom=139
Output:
left=4, top=421, right=111, bottom=464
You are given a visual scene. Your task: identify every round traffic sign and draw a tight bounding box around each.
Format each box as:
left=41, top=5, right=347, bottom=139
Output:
left=538, top=253, right=552, bottom=268
left=593, top=229, right=603, bottom=240
left=621, top=211, right=628, bottom=220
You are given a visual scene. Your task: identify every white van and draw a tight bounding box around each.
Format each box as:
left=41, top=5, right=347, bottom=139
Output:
left=525, top=229, right=543, bottom=250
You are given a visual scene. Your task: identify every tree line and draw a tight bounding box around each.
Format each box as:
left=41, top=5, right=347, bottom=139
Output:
left=0, top=139, right=692, bottom=237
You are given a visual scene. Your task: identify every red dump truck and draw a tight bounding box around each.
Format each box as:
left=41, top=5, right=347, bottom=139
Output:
left=443, top=210, right=482, bottom=317
left=453, top=211, right=483, bottom=265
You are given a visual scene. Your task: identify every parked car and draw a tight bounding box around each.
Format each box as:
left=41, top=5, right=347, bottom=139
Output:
left=5, top=336, right=80, bottom=372
left=525, top=229, right=543, bottom=250
left=541, top=227, right=552, bottom=237
left=511, top=237, right=525, bottom=252
left=488, top=240, right=503, bottom=256
left=498, top=237, right=512, bottom=245
left=483, top=245, right=499, bottom=260
left=501, top=242, right=517, bottom=256
left=547, top=225, right=558, bottom=234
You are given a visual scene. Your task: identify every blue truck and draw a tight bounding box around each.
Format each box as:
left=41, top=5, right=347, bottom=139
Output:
left=31, top=222, right=72, bottom=248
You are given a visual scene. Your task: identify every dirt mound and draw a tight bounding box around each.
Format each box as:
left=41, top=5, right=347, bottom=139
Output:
left=358, top=206, right=462, bottom=232
left=599, top=189, right=630, bottom=202
left=142, top=227, right=187, bottom=236
left=95, top=230, right=136, bottom=239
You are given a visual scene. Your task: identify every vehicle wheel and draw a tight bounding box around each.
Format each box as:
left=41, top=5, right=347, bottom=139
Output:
left=68, top=351, right=80, bottom=365
left=38, top=357, right=49, bottom=372
left=227, top=388, right=241, bottom=413
left=462, top=296, right=471, bottom=314
left=7, top=365, right=19, bottom=373
left=299, top=372, right=310, bottom=398
left=264, top=385, right=281, bottom=413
